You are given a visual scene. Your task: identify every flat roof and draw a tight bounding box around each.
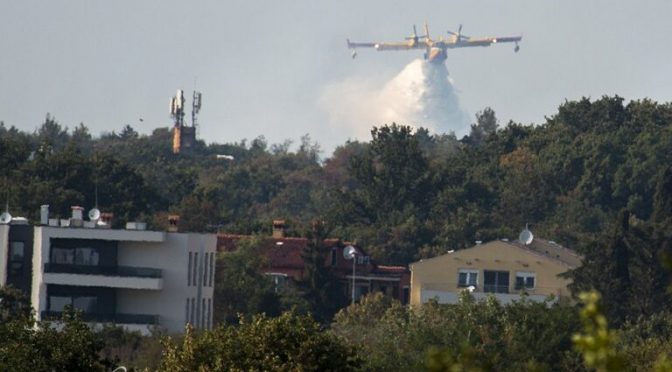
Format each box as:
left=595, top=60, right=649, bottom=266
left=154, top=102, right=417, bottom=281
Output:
left=37, top=226, right=165, bottom=242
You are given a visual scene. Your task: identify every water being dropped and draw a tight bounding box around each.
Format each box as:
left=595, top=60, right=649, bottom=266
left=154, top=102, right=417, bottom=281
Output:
left=376, top=59, right=469, bottom=134
left=321, top=59, right=470, bottom=140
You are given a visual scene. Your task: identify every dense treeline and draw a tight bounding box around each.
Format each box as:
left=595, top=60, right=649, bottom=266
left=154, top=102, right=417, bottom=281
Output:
left=2, top=97, right=670, bottom=260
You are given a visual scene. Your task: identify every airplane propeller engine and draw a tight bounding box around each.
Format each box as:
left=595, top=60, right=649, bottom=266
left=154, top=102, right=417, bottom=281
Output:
left=447, top=24, right=469, bottom=42
left=404, top=25, right=419, bottom=42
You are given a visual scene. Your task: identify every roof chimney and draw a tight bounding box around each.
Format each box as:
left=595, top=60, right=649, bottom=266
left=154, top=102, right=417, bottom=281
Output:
left=99, top=212, right=113, bottom=229
left=40, top=205, right=49, bottom=225
left=272, top=220, right=286, bottom=238
left=70, top=206, right=84, bottom=227
left=168, top=214, right=180, bottom=232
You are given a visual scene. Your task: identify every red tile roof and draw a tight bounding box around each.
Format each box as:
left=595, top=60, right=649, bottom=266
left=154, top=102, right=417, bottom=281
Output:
left=218, top=234, right=341, bottom=269
left=216, top=234, right=409, bottom=276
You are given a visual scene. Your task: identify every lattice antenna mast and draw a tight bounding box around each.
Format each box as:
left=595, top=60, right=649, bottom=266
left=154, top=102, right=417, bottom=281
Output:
left=192, top=91, right=202, bottom=130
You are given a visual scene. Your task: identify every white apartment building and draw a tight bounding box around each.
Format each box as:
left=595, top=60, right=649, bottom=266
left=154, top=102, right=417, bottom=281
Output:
left=1, top=209, right=216, bottom=334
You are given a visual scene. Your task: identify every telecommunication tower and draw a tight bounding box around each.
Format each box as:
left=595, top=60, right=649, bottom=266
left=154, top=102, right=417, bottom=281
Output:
left=171, top=89, right=202, bottom=154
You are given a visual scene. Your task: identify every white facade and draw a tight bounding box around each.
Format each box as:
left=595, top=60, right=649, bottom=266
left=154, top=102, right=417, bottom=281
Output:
left=25, top=226, right=216, bottom=334
left=0, top=225, right=9, bottom=287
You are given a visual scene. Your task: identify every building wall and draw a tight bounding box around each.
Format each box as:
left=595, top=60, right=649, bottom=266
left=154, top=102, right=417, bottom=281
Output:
left=410, top=241, right=574, bottom=306
left=117, top=233, right=216, bottom=333
left=30, top=226, right=216, bottom=334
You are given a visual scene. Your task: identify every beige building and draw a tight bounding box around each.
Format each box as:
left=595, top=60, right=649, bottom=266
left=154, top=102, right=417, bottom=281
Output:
left=409, top=238, right=582, bottom=306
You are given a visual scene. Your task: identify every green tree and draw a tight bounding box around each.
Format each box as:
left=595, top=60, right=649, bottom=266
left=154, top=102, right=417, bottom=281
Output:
left=466, top=107, right=498, bottom=147
left=159, top=311, right=360, bottom=371
left=0, top=287, right=113, bottom=371
left=298, top=222, right=347, bottom=323
left=213, top=236, right=281, bottom=324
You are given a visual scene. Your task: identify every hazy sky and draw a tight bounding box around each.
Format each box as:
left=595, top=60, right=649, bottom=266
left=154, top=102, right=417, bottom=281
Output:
left=1, top=1, right=671, bottom=154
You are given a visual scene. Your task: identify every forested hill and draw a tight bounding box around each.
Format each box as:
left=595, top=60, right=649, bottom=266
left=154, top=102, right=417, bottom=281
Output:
left=1, top=96, right=671, bottom=270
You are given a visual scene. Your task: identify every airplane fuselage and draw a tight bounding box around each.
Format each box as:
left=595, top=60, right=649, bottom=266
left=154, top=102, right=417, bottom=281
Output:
left=426, top=46, right=447, bottom=64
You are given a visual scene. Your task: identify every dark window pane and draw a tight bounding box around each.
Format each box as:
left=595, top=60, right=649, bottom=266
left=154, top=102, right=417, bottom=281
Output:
left=9, top=262, right=23, bottom=277
left=484, top=271, right=509, bottom=293
left=73, top=296, right=97, bottom=312
left=52, top=248, right=74, bottom=264
left=515, top=277, right=525, bottom=290
left=526, top=277, right=535, bottom=288
left=9, top=242, right=24, bottom=260
left=497, top=271, right=509, bottom=286
left=49, top=296, right=71, bottom=312
left=458, top=272, right=468, bottom=286
left=484, top=271, right=496, bottom=285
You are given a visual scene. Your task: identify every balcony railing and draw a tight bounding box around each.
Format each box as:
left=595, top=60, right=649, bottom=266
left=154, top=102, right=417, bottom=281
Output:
left=41, top=311, right=158, bottom=324
left=483, top=284, right=509, bottom=294
left=44, top=263, right=162, bottom=278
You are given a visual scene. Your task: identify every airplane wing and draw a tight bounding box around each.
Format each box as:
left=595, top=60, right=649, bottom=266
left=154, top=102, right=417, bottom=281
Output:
left=374, top=41, right=421, bottom=51
left=347, top=39, right=421, bottom=51
left=450, top=35, right=522, bottom=49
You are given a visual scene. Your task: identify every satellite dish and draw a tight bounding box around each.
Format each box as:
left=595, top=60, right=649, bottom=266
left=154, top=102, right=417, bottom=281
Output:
left=467, top=285, right=476, bottom=293
left=519, top=227, right=534, bottom=245
left=343, top=245, right=357, bottom=260
left=88, top=208, right=101, bottom=222
left=0, top=212, right=12, bottom=224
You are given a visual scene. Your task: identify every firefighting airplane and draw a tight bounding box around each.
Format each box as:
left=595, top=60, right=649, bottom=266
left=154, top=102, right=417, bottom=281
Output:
left=347, top=23, right=522, bottom=64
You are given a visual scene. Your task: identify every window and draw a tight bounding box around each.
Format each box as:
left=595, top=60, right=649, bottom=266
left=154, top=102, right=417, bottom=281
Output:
left=51, top=247, right=75, bottom=264
left=188, top=252, right=192, bottom=286
left=209, top=253, right=215, bottom=287
left=203, top=253, right=209, bottom=286
left=202, top=298, right=206, bottom=328
left=207, top=298, right=212, bottom=330
left=51, top=246, right=99, bottom=266
left=8, top=242, right=25, bottom=277
left=357, top=255, right=370, bottom=265
left=193, top=253, right=198, bottom=286
left=49, top=296, right=72, bottom=312
left=484, top=270, right=510, bottom=293
left=48, top=295, right=97, bottom=313
left=266, top=273, right=288, bottom=292
left=331, top=248, right=337, bottom=266
left=185, top=298, right=190, bottom=324
left=73, top=296, right=97, bottom=312
left=457, top=269, right=478, bottom=288
left=190, top=298, right=195, bottom=325
left=9, top=241, right=24, bottom=260
left=402, top=286, right=410, bottom=304
left=515, top=272, right=536, bottom=290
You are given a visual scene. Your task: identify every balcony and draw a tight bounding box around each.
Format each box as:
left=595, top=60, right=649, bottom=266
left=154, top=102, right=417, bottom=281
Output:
left=41, top=311, right=158, bottom=325
left=43, top=263, right=163, bottom=290
left=45, top=263, right=161, bottom=278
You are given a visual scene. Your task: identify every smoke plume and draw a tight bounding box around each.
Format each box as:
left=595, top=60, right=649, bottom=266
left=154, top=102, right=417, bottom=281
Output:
left=321, top=59, right=470, bottom=140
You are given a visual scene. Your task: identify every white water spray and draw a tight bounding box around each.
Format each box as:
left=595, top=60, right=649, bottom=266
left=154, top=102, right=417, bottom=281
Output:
left=321, top=59, right=470, bottom=140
